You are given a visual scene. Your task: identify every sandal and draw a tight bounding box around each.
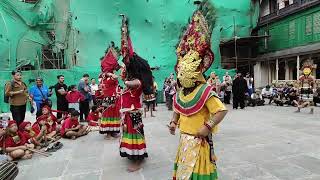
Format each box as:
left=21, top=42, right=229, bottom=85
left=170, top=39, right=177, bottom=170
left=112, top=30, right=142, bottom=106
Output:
left=45, top=144, right=55, bottom=153
left=40, top=142, right=49, bottom=148
left=53, top=142, right=63, bottom=151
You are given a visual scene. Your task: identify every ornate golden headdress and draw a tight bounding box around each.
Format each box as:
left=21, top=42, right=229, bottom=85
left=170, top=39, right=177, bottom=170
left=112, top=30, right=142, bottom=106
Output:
left=175, top=0, right=216, bottom=88
left=301, top=60, right=317, bottom=76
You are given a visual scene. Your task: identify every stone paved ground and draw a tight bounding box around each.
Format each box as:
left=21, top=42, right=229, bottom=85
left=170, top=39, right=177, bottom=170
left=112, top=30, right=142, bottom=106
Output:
left=13, top=104, right=320, bottom=180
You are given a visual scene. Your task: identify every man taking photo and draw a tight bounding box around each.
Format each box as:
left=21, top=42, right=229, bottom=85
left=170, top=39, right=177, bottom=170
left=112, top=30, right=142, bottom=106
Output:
left=5, top=70, right=28, bottom=126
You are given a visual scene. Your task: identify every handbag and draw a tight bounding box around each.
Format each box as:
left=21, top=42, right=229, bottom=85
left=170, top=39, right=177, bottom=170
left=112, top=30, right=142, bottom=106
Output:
left=37, top=86, right=52, bottom=107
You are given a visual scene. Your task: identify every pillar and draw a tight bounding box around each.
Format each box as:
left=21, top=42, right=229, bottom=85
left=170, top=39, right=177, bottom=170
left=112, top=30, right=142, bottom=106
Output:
left=254, top=62, right=262, bottom=88
left=296, top=56, right=300, bottom=80
left=285, top=60, right=290, bottom=80
left=268, top=61, right=272, bottom=85
left=276, top=59, right=279, bottom=81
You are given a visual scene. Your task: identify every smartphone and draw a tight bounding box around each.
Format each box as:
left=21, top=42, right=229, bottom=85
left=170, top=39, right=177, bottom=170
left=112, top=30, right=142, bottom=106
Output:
left=0, top=116, right=10, bottom=128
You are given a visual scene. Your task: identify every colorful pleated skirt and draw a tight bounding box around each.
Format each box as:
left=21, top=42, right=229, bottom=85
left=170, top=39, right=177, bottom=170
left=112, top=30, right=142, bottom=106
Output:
left=119, top=112, right=148, bottom=160
left=173, top=134, right=218, bottom=180
left=99, top=105, right=120, bottom=134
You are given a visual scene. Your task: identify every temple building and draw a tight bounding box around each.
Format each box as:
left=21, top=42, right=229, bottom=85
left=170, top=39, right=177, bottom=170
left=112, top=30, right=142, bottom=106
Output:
left=255, top=0, right=320, bottom=87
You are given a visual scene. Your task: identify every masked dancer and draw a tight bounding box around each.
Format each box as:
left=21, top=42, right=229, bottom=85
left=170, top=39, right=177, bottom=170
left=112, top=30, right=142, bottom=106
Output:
left=296, top=60, right=316, bottom=114
left=99, top=42, right=122, bottom=139
left=168, top=1, right=228, bottom=179
left=119, top=15, right=153, bottom=172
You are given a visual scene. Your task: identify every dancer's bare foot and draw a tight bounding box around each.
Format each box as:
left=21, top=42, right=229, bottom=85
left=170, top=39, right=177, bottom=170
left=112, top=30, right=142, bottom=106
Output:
left=127, top=161, right=141, bottom=172
left=295, top=108, right=301, bottom=113
left=7, top=156, right=13, bottom=161
left=105, top=134, right=112, bottom=140
left=21, top=153, right=32, bottom=160
left=111, top=133, right=120, bottom=139
left=310, top=108, right=314, bottom=114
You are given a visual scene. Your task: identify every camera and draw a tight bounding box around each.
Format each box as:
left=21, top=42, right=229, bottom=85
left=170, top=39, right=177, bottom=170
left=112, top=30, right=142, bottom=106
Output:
left=0, top=116, right=10, bottom=128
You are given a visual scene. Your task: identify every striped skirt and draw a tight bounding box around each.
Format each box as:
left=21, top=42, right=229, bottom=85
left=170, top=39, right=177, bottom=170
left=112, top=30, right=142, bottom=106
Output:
left=119, top=112, right=148, bottom=160
left=173, top=134, right=218, bottom=180
left=99, top=104, right=120, bottom=134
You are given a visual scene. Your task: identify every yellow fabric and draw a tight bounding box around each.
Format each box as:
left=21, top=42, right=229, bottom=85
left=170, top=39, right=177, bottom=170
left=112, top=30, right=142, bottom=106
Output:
left=100, top=121, right=120, bottom=125
left=178, top=96, right=226, bottom=135
left=174, top=135, right=217, bottom=178
left=175, top=134, right=202, bottom=179
left=193, top=141, right=216, bottom=175
left=121, top=137, right=145, bottom=145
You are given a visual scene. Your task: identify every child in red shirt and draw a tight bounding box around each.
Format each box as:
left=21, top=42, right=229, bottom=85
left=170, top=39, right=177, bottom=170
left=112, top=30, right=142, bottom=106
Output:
left=86, top=106, right=100, bottom=126
left=32, top=116, right=49, bottom=146
left=5, top=121, right=34, bottom=160
left=66, top=85, right=85, bottom=112
left=19, top=121, right=43, bottom=148
left=38, top=106, right=60, bottom=141
left=61, top=110, right=89, bottom=139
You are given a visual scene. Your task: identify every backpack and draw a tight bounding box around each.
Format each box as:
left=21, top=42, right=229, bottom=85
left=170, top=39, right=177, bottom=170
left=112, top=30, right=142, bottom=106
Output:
left=4, top=81, right=27, bottom=103
left=3, top=81, right=15, bottom=103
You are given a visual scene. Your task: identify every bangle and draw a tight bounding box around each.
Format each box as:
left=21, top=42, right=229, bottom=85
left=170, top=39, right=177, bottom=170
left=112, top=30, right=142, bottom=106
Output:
left=204, top=123, right=212, bottom=131
left=170, top=121, right=177, bottom=126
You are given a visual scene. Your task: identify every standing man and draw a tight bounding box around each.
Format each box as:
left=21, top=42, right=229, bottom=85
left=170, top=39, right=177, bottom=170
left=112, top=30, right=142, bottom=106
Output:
left=5, top=71, right=28, bottom=126
left=90, top=78, right=98, bottom=105
left=29, top=77, right=52, bottom=117
left=232, top=72, right=248, bottom=109
left=223, top=72, right=232, bottom=104
left=78, top=74, right=92, bottom=121
left=245, top=73, right=254, bottom=96
left=53, top=75, right=68, bottom=119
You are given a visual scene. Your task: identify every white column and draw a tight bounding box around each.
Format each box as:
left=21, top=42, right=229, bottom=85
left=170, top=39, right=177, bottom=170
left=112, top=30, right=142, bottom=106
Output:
left=285, top=60, right=290, bottom=80
left=254, top=62, right=262, bottom=88
left=296, top=56, right=300, bottom=80
left=268, top=61, right=272, bottom=85
left=276, top=59, right=279, bottom=81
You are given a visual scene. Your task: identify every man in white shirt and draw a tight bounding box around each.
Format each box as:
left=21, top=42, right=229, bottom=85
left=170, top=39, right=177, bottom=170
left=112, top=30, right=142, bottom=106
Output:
left=245, top=73, right=254, bottom=96
left=261, top=85, right=274, bottom=104
left=90, top=78, right=99, bottom=105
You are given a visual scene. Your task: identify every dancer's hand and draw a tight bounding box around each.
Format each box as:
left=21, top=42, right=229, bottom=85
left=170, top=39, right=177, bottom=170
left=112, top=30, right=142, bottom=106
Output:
left=196, top=125, right=211, bottom=138
left=111, top=74, right=118, bottom=79
left=168, top=122, right=176, bottom=135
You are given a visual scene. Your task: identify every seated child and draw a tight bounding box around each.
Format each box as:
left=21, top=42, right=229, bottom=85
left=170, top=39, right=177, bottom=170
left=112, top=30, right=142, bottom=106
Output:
left=66, top=85, right=85, bottom=112
left=248, top=90, right=265, bottom=107
left=32, top=116, right=49, bottom=147
left=0, top=126, right=11, bottom=162
left=87, top=106, right=100, bottom=127
left=60, top=110, right=89, bottom=140
left=4, top=121, right=34, bottom=160
left=38, top=106, right=59, bottom=141
left=19, top=122, right=44, bottom=148
left=274, top=90, right=288, bottom=106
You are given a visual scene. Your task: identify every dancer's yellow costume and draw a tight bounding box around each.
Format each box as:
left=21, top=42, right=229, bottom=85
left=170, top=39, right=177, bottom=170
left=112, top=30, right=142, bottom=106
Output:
left=172, top=1, right=227, bottom=179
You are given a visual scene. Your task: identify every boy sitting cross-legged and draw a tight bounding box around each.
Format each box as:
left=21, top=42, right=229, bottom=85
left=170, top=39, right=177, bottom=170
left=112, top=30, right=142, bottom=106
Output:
left=60, top=110, right=89, bottom=140
left=19, top=121, right=45, bottom=149
left=4, top=121, right=34, bottom=160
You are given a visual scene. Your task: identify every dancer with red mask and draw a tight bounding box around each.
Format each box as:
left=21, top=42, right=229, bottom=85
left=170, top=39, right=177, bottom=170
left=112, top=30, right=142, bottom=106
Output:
left=99, top=42, right=122, bottom=139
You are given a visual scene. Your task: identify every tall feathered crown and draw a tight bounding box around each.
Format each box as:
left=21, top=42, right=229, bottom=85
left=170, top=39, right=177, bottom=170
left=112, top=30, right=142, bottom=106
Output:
left=301, top=59, right=317, bottom=70
left=120, top=15, right=134, bottom=65
left=176, top=0, right=216, bottom=73
left=175, top=0, right=216, bottom=88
